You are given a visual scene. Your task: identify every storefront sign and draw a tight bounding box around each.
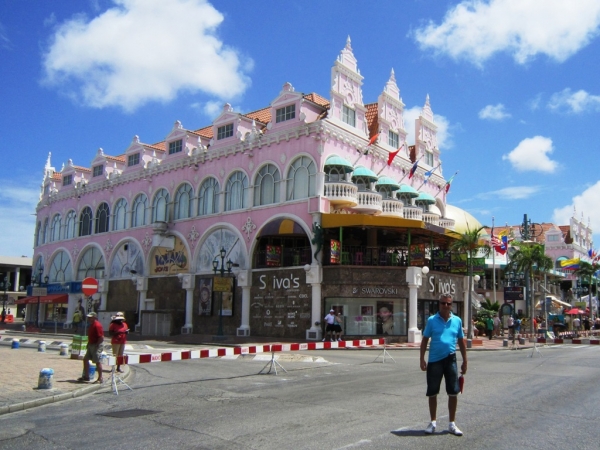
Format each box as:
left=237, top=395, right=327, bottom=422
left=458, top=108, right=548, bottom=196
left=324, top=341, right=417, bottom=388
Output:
left=149, top=236, right=189, bottom=275
left=425, top=275, right=457, bottom=296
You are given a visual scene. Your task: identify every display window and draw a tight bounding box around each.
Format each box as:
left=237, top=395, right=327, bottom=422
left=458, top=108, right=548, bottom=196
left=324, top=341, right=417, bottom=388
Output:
left=325, top=298, right=407, bottom=336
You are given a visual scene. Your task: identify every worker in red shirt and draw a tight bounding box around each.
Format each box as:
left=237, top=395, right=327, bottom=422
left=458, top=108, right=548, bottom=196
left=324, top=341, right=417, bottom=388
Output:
left=109, top=312, right=129, bottom=373
left=78, top=312, right=105, bottom=383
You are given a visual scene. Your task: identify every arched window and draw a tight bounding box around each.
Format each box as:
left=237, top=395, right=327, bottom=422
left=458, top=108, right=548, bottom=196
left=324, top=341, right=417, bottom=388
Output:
left=95, top=202, right=110, bottom=234
left=132, top=194, right=148, bottom=228
left=174, top=183, right=193, bottom=220
left=79, top=207, right=93, bottom=236
left=42, top=218, right=49, bottom=244
left=35, top=221, right=41, bottom=247
left=287, top=156, right=316, bottom=200
left=64, top=210, right=77, bottom=239
left=113, top=198, right=127, bottom=231
left=49, top=250, right=72, bottom=282
left=77, top=246, right=105, bottom=280
left=254, top=164, right=280, bottom=206
left=325, top=166, right=346, bottom=183
left=50, top=214, right=62, bottom=242
left=224, top=171, right=248, bottom=212
left=198, top=177, right=219, bottom=216
left=152, top=188, right=169, bottom=222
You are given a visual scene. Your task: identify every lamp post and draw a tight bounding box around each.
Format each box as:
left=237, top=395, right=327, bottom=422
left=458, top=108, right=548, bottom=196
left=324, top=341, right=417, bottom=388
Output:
left=0, top=275, right=11, bottom=321
left=212, top=247, right=232, bottom=337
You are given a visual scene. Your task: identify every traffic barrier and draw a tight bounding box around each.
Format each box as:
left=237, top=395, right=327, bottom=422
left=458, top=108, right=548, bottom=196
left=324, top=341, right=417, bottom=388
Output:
left=105, top=338, right=386, bottom=366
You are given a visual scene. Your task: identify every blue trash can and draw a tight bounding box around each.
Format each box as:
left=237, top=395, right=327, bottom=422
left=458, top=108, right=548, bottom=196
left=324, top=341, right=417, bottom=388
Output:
left=11, top=339, right=19, bottom=349
left=38, top=368, right=54, bottom=389
left=89, top=365, right=96, bottom=379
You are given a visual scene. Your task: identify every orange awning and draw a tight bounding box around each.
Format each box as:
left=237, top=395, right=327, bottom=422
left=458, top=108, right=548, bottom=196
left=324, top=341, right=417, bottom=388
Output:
left=15, top=294, right=68, bottom=305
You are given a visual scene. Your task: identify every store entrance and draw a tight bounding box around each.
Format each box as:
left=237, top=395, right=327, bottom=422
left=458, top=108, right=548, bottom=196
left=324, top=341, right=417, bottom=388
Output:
left=417, top=300, right=463, bottom=331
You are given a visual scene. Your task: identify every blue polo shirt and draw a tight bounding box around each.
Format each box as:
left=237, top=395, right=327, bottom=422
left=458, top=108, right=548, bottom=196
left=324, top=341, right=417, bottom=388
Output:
left=423, top=312, right=464, bottom=363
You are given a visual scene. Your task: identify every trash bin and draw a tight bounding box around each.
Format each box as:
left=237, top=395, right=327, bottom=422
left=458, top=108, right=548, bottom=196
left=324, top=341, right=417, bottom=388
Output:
left=88, top=364, right=96, bottom=379
left=38, top=368, right=54, bottom=389
left=59, top=343, right=69, bottom=356
left=38, top=341, right=46, bottom=352
left=71, top=335, right=88, bottom=360
left=11, top=339, right=19, bottom=349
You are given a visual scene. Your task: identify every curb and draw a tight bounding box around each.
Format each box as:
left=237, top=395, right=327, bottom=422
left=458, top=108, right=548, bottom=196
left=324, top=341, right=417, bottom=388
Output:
left=0, top=366, right=132, bottom=416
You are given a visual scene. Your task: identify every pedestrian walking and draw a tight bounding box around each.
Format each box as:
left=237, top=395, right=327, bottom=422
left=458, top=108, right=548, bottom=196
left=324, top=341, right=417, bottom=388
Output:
left=485, top=316, right=494, bottom=340
left=493, top=314, right=501, bottom=337
left=322, top=309, right=336, bottom=342
left=334, top=312, right=344, bottom=342
left=78, top=312, right=104, bottom=384
left=420, top=294, right=467, bottom=436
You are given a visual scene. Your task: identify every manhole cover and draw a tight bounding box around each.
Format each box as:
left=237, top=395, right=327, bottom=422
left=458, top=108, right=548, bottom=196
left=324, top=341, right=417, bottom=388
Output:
left=98, top=409, right=160, bottom=419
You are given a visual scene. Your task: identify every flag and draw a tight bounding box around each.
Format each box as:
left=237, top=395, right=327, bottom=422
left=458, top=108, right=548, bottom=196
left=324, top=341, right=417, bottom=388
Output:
left=442, top=170, right=458, bottom=193
left=408, top=159, right=419, bottom=179
left=422, top=163, right=441, bottom=185
left=560, top=258, right=580, bottom=270
left=367, top=133, right=379, bottom=147
left=490, top=228, right=507, bottom=255
left=387, top=143, right=403, bottom=166
left=588, top=248, right=597, bottom=259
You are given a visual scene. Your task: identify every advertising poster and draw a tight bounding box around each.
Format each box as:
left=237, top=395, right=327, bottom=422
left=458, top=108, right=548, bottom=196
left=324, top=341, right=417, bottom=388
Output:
left=198, top=278, right=213, bottom=316
left=266, top=245, right=282, bottom=267
left=330, top=239, right=341, bottom=264
left=410, top=244, right=425, bottom=266
left=376, top=301, right=394, bottom=335
left=220, top=291, right=233, bottom=316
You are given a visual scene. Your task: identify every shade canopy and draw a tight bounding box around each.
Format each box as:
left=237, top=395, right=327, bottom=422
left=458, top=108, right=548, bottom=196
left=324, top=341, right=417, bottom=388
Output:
left=324, top=155, right=354, bottom=173
left=258, top=218, right=306, bottom=237
left=16, top=294, right=68, bottom=305
left=351, top=166, right=378, bottom=181
left=415, top=192, right=436, bottom=205
left=376, top=176, right=400, bottom=191
left=397, top=184, right=419, bottom=198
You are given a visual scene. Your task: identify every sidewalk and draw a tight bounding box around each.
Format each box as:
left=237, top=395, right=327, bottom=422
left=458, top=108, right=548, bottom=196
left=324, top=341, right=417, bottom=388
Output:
left=0, top=327, right=528, bottom=416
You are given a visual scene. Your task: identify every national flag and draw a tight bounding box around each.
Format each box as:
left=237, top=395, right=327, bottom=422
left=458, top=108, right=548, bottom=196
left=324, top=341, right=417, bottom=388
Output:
left=387, top=143, right=403, bottom=166
left=442, top=170, right=458, bottom=194
left=367, top=133, right=379, bottom=147
left=408, top=159, right=419, bottom=179
left=588, top=248, right=597, bottom=259
left=490, top=228, right=507, bottom=255
left=423, top=163, right=441, bottom=185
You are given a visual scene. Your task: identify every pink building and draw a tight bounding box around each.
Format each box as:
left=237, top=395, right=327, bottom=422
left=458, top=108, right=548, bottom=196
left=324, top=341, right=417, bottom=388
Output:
left=28, top=38, right=469, bottom=341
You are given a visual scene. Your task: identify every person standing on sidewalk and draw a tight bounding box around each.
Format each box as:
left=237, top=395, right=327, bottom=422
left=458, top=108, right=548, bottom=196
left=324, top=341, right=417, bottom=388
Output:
left=485, top=316, right=494, bottom=340
left=493, top=314, right=501, bottom=337
left=78, top=312, right=104, bottom=383
left=322, top=309, right=336, bottom=342
left=420, top=294, right=467, bottom=436
left=109, top=312, right=129, bottom=373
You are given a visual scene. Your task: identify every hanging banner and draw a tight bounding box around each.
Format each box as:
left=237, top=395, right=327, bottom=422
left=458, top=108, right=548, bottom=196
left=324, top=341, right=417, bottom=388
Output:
left=432, top=249, right=451, bottom=270
left=266, top=245, right=282, bottom=267
left=410, top=244, right=425, bottom=266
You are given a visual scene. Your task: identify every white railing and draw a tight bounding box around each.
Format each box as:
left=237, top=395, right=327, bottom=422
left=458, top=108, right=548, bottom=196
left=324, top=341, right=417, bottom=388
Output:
left=324, top=181, right=358, bottom=207
left=439, top=218, right=455, bottom=230
left=351, top=191, right=383, bottom=214
left=403, top=206, right=423, bottom=221
left=422, top=212, right=440, bottom=226
left=380, top=199, right=404, bottom=218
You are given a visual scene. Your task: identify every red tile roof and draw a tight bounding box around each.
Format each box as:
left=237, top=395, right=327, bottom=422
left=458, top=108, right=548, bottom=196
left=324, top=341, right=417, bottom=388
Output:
left=365, top=103, right=379, bottom=140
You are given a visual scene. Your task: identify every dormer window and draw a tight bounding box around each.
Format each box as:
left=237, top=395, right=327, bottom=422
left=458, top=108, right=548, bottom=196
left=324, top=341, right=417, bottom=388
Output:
left=168, top=139, right=182, bottom=155
left=276, top=105, right=295, bottom=123
left=388, top=131, right=399, bottom=148
left=63, top=174, right=73, bottom=186
left=128, top=153, right=140, bottom=166
left=425, top=151, right=434, bottom=166
left=342, top=105, right=355, bottom=127
left=547, top=234, right=559, bottom=242
left=217, top=123, right=233, bottom=140
left=93, top=165, right=104, bottom=177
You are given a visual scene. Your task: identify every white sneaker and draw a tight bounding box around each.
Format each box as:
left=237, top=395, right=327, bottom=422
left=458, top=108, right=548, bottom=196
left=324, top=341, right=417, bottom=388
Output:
left=322, top=338, right=326, bottom=342
left=448, top=423, right=463, bottom=436
left=337, top=338, right=342, bottom=342
left=424, top=422, right=436, bottom=434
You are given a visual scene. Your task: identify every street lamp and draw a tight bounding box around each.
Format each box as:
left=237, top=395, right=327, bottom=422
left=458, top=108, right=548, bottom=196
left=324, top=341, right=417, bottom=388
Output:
left=212, top=247, right=233, bottom=337
left=0, top=275, right=11, bottom=321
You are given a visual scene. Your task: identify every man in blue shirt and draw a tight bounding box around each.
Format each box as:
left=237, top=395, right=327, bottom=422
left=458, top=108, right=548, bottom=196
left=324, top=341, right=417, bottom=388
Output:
left=420, top=294, right=468, bottom=436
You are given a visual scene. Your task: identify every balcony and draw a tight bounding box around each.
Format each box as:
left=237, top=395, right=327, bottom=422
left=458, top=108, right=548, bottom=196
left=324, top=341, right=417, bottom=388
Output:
left=439, top=218, right=455, bottom=230
left=422, top=212, right=440, bottom=227
left=402, top=206, right=423, bottom=221
left=324, top=181, right=358, bottom=207
left=351, top=190, right=383, bottom=215
left=380, top=198, right=404, bottom=218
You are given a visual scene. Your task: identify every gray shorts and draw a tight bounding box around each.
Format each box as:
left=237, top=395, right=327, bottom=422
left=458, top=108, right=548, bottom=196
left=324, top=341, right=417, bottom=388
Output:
left=84, top=344, right=102, bottom=364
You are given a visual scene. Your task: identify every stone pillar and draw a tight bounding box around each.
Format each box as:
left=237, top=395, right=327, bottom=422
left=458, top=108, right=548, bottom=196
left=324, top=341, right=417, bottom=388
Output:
left=406, top=267, right=424, bottom=343
left=305, top=264, right=323, bottom=340
left=236, top=269, right=251, bottom=337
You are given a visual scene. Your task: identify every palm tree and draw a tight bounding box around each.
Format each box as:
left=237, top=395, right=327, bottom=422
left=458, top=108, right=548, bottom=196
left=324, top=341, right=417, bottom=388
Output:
left=574, top=261, right=599, bottom=320
left=451, top=225, right=491, bottom=340
left=507, top=242, right=552, bottom=334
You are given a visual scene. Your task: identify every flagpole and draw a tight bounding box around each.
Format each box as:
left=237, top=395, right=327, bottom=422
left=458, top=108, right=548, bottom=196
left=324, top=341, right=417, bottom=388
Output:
left=398, top=155, right=422, bottom=184
left=434, top=170, right=458, bottom=198
left=492, top=216, right=497, bottom=306
left=415, top=163, right=441, bottom=190
left=376, top=143, right=405, bottom=175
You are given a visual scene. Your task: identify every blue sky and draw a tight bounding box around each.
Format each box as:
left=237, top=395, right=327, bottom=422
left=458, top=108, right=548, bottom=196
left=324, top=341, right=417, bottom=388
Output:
left=2, top=0, right=600, bottom=258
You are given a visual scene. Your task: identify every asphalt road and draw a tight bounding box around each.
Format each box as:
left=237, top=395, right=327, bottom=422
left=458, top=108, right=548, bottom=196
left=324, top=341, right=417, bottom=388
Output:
left=1, top=345, right=599, bottom=449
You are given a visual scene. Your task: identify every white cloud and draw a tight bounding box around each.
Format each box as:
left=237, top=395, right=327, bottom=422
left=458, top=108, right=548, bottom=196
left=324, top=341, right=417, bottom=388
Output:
left=477, top=186, right=541, bottom=200
left=403, top=105, right=452, bottom=150
left=0, top=180, right=40, bottom=257
left=413, top=0, right=600, bottom=65
left=502, top=136, right=558, bottom=173
left=479, top=103, right=511, bottom=120
left=42, top=0, right=252, bottom=112
left=548, top=88, right=600, bottom=113
left=553, top=180, right=600, bottom=239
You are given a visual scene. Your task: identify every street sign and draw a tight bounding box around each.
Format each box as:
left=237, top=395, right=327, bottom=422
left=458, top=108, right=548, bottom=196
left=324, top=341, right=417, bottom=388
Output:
left=81, top=277, right=99, bottom=296
left=32, top=287, right=47, bottom=296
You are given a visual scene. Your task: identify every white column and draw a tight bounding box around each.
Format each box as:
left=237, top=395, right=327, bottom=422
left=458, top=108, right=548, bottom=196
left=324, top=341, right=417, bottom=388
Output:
left=406, top=267, right=425, bottom=343
left=179, top=274, right=195, bottom=334
left=305, top=264, right=323, bottom=340
left=134, top=277, right=147, bottom=332
left=236, top=269, right=251, bottom=337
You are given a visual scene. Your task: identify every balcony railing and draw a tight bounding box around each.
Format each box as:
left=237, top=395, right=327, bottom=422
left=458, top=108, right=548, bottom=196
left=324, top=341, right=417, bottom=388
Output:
left=380, top=198, right=404, bottom=218
left=422, top=212, right=440, bottom=227
left=323, top=181, right=358, bottom=207
left=439, top=218, right=455, bottom=230
left=351, top=191, right=383, bottom=215
left=403, top=206, right=423, bottom=221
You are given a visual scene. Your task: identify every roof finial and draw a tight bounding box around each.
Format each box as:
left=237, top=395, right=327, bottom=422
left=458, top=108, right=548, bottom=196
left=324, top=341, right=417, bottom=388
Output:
left=346, top=35, right=352, bottom=50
